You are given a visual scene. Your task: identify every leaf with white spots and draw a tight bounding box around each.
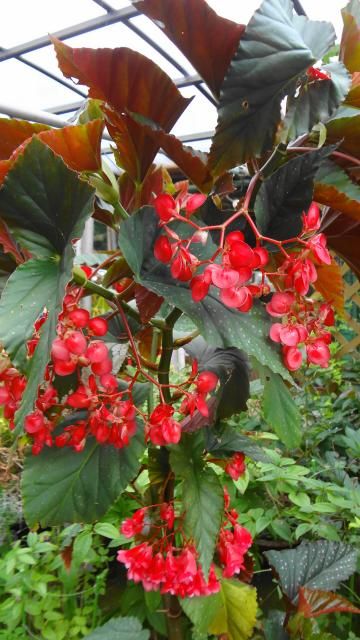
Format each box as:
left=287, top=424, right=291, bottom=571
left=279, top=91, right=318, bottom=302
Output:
left=265, top=540, right=358, bottom=602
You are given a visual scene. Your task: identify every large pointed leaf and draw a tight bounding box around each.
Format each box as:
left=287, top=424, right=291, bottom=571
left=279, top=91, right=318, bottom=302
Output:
left=254, top=146, right=334, bottom=241
left=22, top=424, right=145, bottom=526
left=0, top=118, right=49, bottom=160
left=284, top=62, right=350, bottom=139
left=346, top=72, right=360, bottom=106
left=118, top=207, right=291, bottom=380
left=207, top=578, right=258, bottom=640
left=134, top=0, right=244, bottom=97
left=181, top=594, right=221, bottom=636
left=170, top=433, right=224, bottom=576
left=0, top=137, right=94, bottom=255
left=0, top=121, right=104, bottom=186
left=36, top=119, right=104, bottom=172
left=298, top=587, right=360, bottom=618
left=322, top=211, right=360, bottom=278
left=0, top=139, right=94, bottom=429
left=261, top=368, right=302, bottom=449
left=340, top=0, right=360, bottom=73
left=326, top=106, right=360, bottom=156
left=84, top=617, right=149, bottom=640
left=209, top=0, right=335, bottom=174
left=53, top=38, right=190, bottom=182
left=315, top=160, right=360, bottom=222
left=185, top=336, right=249, bottom=419
left=265, top=540, right=358, bottom=602
left=312, top=261, right=344, bottom=314
left=126, top=110, right=213, bottom=192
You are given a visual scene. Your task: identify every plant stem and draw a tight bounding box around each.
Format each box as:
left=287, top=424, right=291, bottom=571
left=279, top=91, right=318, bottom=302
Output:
left=72, top=268, right=166, bottom=329
left=156, top=307, right=184, bottom=640
left=157, top=308, right=182, bottom=403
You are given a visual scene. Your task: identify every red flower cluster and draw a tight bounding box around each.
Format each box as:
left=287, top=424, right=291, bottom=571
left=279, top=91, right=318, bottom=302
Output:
left=268, top=292, right=333, bottom=370
left=0, top=364, right=26, bottom=430
left=117, top=496, right=252, bottom=597
left=154, top=199, right=269, bottom=312
left=191, top=231, right=268, bottom=312
left=153, top=193, right=335, bottom=373
left=225, top=452, right=246, bottom=480
left=145, top=369, right=218, bottom=445
left=4, top=284, right=139, bottom=455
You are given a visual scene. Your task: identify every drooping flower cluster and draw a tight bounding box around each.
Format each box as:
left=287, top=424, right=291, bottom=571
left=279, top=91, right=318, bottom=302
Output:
left=0, top=359, right=26, bottom=431
left=0, top=273, right=219, bottom=454
left=153, top=192, right=335, bottom=372
left=117, top=494, right=252, bottom=597
left=145, top=368, right=218, bottom=445
left=225, top=452, right=246, bottom=480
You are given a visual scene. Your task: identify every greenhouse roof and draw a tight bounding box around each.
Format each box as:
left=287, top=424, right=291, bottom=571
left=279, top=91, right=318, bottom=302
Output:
left=0, top=0, right=347, bottom=158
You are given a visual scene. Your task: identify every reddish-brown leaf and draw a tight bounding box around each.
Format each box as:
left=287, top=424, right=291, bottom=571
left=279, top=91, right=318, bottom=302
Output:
left=134, top=284, right=164, bottom=323
left=61, top=544, right=73, bottom=572
left=118, top=165, right=165, bottom=213
left=0, top=219, right=26, bottom=264
left=0, top=160, right=11, bottom=184
left=313, top=261, right=345, bottom=314
left=0, top=121, right=104, bottom=185
left=52, top=38, right=191, bottom=182
left=327, top=111, right=360, bottom=157
left=127, top=110, right=214, bottom=192
left=322, top=210, right=360, bottom=279
left=136, top=325, right=161, bottom=361
left=298, top=587, right=360, bottom=618
left=340, top=2, right=360, bottom=73
left=345, top=72, right=360, bottom=107
left=314, top=178, right=360, bottom=222
left=0, top=118, right=49, bottom=160
left=37, top=119, right=104, bottom=172
left=134, top=0, right=244, bottom=97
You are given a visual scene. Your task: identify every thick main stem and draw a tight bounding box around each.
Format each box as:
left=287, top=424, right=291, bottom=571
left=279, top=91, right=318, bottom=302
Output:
left=156, top=307, right=185, bottom=640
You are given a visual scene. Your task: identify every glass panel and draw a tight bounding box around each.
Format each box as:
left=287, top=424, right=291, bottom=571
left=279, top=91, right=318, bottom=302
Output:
left=64, top=21, right=184, bottom=79
left=0, top=59, right=81, bottom=110
left=101, top=0, right=132, bottom=9
left=0, top=0, right=103, bottom=48
left=170, top=86, right=217, bottom=137
left=129, top=15, right=196, bottom=76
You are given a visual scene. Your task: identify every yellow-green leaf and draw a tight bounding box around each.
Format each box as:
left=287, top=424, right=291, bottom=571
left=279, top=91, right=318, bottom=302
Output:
left=208, top=579, right=257, bottom=640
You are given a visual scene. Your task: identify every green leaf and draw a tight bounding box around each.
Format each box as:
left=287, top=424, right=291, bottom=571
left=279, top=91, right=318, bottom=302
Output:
left=0, top=139, right=94, bottom=430
left=314, top=160, right=360, bottom=221
left=205, top=424, right=271, bottom=463
left=181, top=594, right=221, bottom=637
left=93, top=522, right=125, bottom=541
left=170, top=433, right=224, bottom=576
left=185, top=336, right=249, bottom=419
left=326, top=106, right=360, bottom=156
left=263, top=610, right=289, bottom=640
left=119, top=207, right=291, bottom=380
left=84, top=616, right=150, bottom=640
left=265, top=540, right=358, bottom=602
left=22, top=425, right=145, bottom=526
left=254, top=146, right=334, bottom=241
left=261, top=368, right=302, bottom=448
left=208, top=578, right=258, bottom=640
left=284, top=62, right=350, bottom=139
left=0, top=137, right=93, bottom=255
left=209, top=0, right=335, bottom=174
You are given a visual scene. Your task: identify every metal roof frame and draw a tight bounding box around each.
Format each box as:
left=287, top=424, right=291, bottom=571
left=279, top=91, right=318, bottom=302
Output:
left=0, top=0, right=306, bottom=147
